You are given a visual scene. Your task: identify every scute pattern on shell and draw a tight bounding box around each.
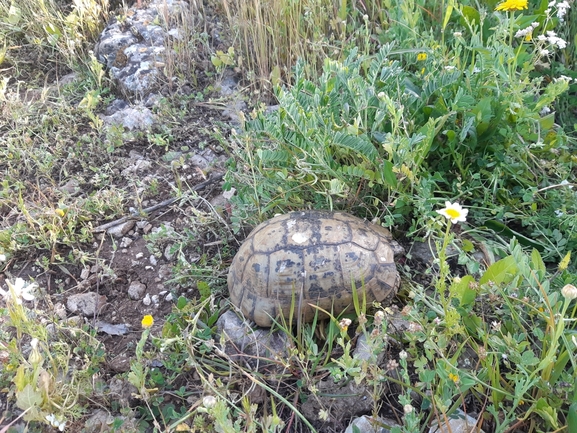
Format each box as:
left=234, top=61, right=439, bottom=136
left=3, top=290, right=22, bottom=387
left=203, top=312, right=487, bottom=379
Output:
left=228, top=210, right=403, bottom=327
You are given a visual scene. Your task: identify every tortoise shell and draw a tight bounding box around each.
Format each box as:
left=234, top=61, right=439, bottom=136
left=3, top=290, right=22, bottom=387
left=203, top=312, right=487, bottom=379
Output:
left=228, top=210, right=403, bottom=327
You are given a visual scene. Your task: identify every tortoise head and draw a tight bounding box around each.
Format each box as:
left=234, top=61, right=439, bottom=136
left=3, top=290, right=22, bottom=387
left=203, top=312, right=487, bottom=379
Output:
left=389, top=239, right=405, bottom=257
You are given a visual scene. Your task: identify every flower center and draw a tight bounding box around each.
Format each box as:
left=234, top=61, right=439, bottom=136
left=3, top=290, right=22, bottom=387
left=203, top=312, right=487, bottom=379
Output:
left=446, top=209, right=460, bottom=218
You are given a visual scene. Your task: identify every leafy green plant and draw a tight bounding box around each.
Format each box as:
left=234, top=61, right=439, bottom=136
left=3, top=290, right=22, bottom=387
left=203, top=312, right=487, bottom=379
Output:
left=402, top=208, right=577, bottom=432
left=224, top=43, right=432, bottom=229
left=145, top=204, right=234, bottom=289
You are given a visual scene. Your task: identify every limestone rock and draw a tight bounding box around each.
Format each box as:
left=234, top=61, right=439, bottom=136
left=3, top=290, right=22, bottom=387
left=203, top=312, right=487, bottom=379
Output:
left=67, top=292, right=107, bottom=317
left=101, top=105, right=155, bottom=131
left=345, top=415, right=399, bottom=433
left=94, top=0, right=189, bottom=100
left=429, top=410, right=485, bottom=433
left=216, top=310, right=289, bottom=370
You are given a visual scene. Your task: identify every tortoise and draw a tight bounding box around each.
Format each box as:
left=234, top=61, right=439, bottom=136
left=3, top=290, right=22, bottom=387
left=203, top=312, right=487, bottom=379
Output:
left=228, top=210, right=403, bottom=327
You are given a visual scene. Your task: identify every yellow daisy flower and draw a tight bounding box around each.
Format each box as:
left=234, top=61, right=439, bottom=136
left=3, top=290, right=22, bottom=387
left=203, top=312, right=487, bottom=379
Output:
left=495, top=0, right=528, bottom=11
left=417, top=52, right=427, bottom=61
left=142, top=315, right=154, bottom=328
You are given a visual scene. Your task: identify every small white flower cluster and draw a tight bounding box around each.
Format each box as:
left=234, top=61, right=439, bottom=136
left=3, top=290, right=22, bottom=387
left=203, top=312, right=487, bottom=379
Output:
left=554, top=74, right=573, bottom=83
left=539, top=48, right=551, bottom=57
left=540, top=106, right=552, bottom=116
left=537, top=30, right=568, bottom=49
left=515, top=22, right=539, bottom=39
left=0, top=278, right=37, bottom=305
left=547, top=0, right=571, bottom=22
left=46, top=414, right=67, bottom=432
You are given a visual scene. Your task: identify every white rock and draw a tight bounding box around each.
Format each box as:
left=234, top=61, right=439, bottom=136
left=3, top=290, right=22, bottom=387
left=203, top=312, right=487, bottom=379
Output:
left=106, top=220, right=136, bottom=238
left=80, top=267, right=91, bottom=280
left=90, top=264, right=102, bottom=274
left=67, top=292, right=107, bottom=317
left=163, top=245, right=175, bottom=261
left=429, top=410, right=485, bottom=433
left=142, top=293, right=152, bottom=306
left=120, top=237, right=133, bottom=248
left=216, top=311, right=289, bottom=370
left=345, top=415, right=398, bottom=433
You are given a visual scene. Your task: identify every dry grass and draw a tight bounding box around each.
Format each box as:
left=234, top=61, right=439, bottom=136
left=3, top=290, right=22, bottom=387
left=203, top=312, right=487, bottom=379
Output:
left=222, top=0, right=348, bottom=92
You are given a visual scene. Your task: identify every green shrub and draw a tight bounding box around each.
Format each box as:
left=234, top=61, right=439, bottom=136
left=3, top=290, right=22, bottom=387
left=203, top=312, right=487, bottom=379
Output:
left=226, top=3, right=577, bottom=264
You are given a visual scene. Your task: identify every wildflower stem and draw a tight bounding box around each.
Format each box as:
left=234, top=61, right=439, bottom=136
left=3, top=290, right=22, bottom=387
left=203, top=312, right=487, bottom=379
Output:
left=436, top=220, right=453, bottom=310
left=136, top=328, right=150, bottom=361
left=508, top=12, right=515, bottom=47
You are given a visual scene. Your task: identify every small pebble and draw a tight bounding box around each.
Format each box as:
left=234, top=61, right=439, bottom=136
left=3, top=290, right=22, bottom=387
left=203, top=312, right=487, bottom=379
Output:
left=136, top=221, right=149, bottom=229
left=128, top=281, right=146, bottom=300
left=91, top=264, right=102, bottom=274
left=80, top=267, right=90, bottom=280
left=142, top=294, right=152, bottom=306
